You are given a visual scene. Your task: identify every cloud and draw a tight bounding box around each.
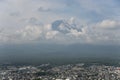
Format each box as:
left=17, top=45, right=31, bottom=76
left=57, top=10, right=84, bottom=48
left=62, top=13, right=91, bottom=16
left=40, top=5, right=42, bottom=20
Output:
left=38, top=7, right=51, bottom=12
left=45, top=31, right=59, bottom=39
left=84, top=20, right=120, bottom=44
left=67, top=28, right=86, bottom=38
left=0, top=18, right=120, bottom=45
left=9, top=12, right=21, bottom=17
left=16, top=25, right=43, bottom=41
left=96, top=20, right=120, bottom=29
left=0, top=25, right=43, bottom=43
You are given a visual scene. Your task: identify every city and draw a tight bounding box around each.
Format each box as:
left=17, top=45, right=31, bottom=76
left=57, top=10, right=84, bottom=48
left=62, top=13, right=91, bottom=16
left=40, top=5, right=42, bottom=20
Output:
left=0, top=63, right=120, bottom=80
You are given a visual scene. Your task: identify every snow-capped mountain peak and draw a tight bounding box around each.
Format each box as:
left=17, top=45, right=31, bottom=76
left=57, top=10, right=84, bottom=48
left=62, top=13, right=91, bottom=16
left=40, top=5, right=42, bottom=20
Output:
left=52, top=18, right=81, bottom=33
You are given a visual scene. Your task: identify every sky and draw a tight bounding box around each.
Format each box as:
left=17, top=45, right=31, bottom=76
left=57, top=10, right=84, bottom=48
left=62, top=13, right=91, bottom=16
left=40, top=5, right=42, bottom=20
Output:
left=0, top=0, right=120, bottom=45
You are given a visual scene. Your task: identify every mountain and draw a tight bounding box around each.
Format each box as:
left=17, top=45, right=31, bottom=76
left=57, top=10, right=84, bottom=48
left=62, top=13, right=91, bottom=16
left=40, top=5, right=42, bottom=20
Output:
left=52, top=18, right=81, bottom=34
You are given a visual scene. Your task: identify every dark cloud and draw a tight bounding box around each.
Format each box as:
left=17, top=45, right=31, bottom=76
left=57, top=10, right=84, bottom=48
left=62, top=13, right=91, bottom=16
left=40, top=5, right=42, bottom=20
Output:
left=38, top=7, right=51, bottom=12
left=9, top=12, right=20, bottom=17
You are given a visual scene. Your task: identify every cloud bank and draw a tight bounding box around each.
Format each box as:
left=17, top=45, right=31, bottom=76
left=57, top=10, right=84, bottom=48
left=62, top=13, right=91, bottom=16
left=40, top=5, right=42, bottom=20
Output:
left=0, top=18, right=120, bottom=45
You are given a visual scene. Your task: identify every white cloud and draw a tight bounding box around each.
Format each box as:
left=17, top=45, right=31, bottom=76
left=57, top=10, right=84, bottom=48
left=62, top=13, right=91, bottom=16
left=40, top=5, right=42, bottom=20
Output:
left=67, top=28, right=86, bottom=38
left=0, top=18, right=120, bottom=45
left=85, top=19, right=120, bottom=44
left=45, top=31, right=59, bottom=39
left=96, top=20, right=120, bottom=29
left=16, top=25, right=43, bottom=41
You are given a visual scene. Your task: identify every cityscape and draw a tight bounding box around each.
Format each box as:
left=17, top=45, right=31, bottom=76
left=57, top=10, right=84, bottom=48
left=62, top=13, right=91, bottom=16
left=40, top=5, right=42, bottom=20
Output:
left=1, top=63, right=120, bottom=80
